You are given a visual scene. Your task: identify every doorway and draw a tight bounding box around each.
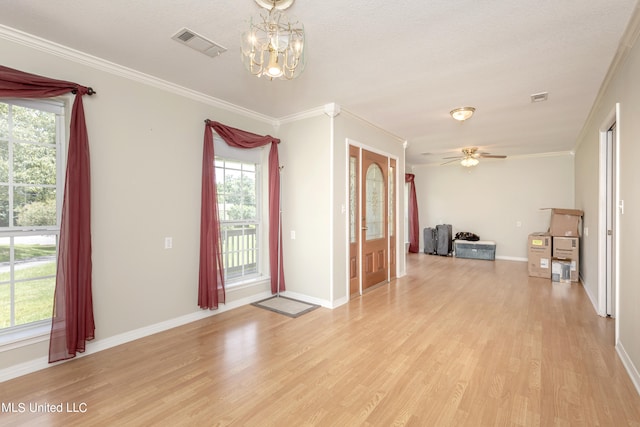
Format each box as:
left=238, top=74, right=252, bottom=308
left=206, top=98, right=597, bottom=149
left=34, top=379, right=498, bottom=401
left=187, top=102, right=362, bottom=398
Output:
left=605, top=122, right=616, bottom=318
left=348, top=145, right=397, bottom=296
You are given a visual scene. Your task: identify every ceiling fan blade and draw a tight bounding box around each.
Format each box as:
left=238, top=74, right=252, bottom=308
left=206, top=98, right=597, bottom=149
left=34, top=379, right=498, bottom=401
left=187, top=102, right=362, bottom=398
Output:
left=440, top=158, right=462, bottom=165
left=442, top=156, right=464, bottom=160
left=478, top=154, right=507, bottom=159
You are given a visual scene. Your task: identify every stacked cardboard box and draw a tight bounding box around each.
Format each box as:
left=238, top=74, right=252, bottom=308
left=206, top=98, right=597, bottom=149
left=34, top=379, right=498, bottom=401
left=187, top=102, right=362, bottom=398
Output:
left=553, top=236, right=579, bottom=282
left=528, top=209, right=583, bottom=282
left=528, top=233, right=552, bottom=278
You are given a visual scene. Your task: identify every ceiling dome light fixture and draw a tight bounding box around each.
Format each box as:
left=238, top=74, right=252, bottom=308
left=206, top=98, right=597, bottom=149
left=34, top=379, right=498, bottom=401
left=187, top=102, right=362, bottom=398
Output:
left=450, top=107, right=476, bottom=121
left=241, top=0, right=305, bottom=80
left=460, top=157, right=479, bottom=167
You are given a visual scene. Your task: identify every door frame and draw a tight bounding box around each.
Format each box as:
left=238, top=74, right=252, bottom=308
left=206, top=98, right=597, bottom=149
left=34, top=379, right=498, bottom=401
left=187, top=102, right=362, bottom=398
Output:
left=598, top=103, right=620, bottom=341
left=346, top=139, right=400, bottom=298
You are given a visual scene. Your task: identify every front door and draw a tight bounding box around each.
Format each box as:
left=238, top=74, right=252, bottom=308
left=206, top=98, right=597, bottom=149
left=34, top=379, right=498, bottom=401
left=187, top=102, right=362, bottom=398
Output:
left=361, top=149, right=388, bottom=290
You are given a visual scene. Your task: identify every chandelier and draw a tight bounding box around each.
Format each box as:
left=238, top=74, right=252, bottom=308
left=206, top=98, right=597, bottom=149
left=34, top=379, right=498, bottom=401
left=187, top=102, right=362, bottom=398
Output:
left=241, top=0, right=306, bottom=80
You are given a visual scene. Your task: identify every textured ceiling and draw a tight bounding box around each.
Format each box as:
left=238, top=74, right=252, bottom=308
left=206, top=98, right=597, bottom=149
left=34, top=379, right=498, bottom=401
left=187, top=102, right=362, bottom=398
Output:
left=0, top=0, right=638, bottom=165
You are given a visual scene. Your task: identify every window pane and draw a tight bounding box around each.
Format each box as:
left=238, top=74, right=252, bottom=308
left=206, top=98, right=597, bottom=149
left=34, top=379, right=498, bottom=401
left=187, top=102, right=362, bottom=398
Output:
left=240, top=170, right=256, bottom=220
left=14, top=235, right=57, bottom=265
left=389, top=165, right=395, bottom=237
left=221, top=224, right=258, bottom=280
left=225, top=160, right=242, bottom=171
left=0, top=103, right=7, bottom=140
left=0, top=185, right=8, bottom=227
left=13, top=142, right=57, bottom=185
left=15, top=278, right=55, bottom=326
left=220, top=167, right=258, bottom=221
left=0, top=141, right=8, bottom=182
left=13, top=187, right=57, bottom=227
left=12, top=235, right=56, bottom=326
left=349, top=156, right=356, bottom=244
left=0, top=283, right=10, bottom=328
left=0, top=236, right=9, bottom=264
left=366, top=164, right=385, bottom=240
left=12, top=105, right=56, bottom=144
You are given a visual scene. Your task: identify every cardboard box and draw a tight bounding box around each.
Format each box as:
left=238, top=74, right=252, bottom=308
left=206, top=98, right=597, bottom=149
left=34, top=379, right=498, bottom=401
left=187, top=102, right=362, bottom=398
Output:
left=553, top=236, right=579, bottom=282
left=544, top=208, right=584, bottom=237
left=528, top=233, right=552, bottom=278
left=551, top=258, right=572, bottom=283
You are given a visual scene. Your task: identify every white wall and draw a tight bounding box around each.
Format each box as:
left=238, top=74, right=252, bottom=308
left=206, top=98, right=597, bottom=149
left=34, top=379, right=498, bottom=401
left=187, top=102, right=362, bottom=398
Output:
left=412, top=153, right=575, bottom=259
left=574, top=4, right=640, bottom=392
left=277, top=115, right=332, bottom=303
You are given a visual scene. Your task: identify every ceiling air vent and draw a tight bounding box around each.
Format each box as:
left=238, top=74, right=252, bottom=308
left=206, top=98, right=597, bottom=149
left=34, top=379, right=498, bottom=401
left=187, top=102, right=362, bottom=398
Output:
left=172, top=28, right=227, bottom=58
left=530, top=92, right=549, bottom=103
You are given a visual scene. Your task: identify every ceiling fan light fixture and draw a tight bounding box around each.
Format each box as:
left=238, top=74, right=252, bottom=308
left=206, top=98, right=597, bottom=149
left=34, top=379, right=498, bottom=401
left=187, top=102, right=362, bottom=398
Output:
left=450, top=107, right=476, bottom=121
left=460, top=157, right=479, bottom=167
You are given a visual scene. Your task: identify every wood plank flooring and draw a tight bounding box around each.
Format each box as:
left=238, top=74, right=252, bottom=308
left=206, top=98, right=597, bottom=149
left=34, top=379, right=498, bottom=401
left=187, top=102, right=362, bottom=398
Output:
left=1, top=255, right=640, bottom=426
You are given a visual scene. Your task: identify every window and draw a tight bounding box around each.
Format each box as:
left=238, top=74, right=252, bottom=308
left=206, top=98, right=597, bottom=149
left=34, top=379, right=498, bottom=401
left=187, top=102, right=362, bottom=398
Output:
left=0, top=99, right=64, bottom=333
left=215, top=157, right=259, bottom=282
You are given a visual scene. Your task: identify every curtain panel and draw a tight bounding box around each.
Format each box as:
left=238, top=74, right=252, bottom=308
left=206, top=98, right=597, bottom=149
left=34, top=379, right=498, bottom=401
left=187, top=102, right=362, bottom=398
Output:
left=0, top=65, right=95, bottom=363
left=405, top=174, right=420, bottom=253
left=199, top=120, right=285, bottom=309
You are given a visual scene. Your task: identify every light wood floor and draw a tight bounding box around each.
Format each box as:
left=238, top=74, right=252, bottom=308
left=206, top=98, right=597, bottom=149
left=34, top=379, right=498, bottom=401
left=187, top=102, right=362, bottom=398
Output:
left=2, top=255, right=640, bottom=426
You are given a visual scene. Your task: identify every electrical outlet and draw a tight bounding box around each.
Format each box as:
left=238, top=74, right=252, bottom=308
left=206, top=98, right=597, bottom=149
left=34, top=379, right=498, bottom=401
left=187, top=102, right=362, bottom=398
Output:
left=164, top=237, right=173, bottom=249
left=290, top=230, right=296, bottom=240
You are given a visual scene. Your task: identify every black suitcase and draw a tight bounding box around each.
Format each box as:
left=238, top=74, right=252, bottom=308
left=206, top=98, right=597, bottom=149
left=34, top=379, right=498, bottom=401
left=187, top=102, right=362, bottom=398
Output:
left=424, top=227, right=437, bottom=255
left=436, top=224, right=453, bottom=256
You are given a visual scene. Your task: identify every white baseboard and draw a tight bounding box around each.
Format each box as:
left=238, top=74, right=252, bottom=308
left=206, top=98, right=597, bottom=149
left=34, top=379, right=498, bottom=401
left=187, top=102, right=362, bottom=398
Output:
left=280, top=290, right=336, bottom=309
left=496, top=256, right=527, bottom=262
left=579, top=275, right=602, bottom=316
left=616, top=341, right=640, bottom=397
left=0, top=290, right=272, bottom=383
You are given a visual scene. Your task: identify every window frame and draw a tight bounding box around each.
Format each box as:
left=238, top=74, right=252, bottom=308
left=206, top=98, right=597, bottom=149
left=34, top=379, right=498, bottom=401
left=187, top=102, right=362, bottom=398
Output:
left=214, top=151, right=263, bottom=285
left=0, top=97, right=65, bottom=346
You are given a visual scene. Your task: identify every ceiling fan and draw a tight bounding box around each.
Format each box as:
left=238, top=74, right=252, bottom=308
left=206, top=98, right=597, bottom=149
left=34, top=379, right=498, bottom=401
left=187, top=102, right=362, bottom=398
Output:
left=441, top=147, right=507, bottom=167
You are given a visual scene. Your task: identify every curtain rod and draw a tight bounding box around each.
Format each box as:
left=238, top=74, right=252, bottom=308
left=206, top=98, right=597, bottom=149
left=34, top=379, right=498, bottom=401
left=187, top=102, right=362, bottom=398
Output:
left=71, top=87, right=96, bottom=95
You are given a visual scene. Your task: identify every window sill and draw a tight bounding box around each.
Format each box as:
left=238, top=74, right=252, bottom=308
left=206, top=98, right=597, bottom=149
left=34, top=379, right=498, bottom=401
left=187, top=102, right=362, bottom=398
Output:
left=225, top=275, right=270, bottom=291
left=0, top=323, right=50, bottom=352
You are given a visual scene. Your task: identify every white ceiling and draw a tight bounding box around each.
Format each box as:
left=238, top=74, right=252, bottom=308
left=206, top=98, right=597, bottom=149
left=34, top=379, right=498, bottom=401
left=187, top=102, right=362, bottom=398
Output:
left=1, top=0, right=637, bottom=165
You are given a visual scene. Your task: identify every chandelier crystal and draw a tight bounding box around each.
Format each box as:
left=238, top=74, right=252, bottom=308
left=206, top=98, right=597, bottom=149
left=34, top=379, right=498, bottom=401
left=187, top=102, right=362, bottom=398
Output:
left=241, top=0, right=305, bottom=80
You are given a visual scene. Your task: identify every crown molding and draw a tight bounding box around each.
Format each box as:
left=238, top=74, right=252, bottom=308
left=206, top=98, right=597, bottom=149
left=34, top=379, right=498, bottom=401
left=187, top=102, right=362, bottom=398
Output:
left=0, top=24, right=277, bottom=126
left=574, top=3, right=640, bottom=150
left=340, top=108, right=406, bottom=144
left=277, top=105, right=328, bottom=124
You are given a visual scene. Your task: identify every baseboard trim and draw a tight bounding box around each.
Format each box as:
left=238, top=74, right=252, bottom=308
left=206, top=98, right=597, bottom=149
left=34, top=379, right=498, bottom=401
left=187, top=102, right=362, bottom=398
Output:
left=0, top=290, right=272, bottom=383
left=280, top=290, right=335, bottom=309
left=616, top=341, right=640, bottom=397
left=579, top=275, right=602, bottom=316
left=496, top=256, right=527, bottom=262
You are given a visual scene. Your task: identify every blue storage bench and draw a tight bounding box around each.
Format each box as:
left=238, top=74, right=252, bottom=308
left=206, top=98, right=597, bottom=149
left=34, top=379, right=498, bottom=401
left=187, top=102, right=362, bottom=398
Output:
left=454, top=240, right=496, bottom=261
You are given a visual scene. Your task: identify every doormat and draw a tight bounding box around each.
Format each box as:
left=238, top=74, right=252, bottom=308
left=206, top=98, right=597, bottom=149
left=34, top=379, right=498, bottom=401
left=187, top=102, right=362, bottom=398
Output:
left=251, top=296, right=320, bottom=318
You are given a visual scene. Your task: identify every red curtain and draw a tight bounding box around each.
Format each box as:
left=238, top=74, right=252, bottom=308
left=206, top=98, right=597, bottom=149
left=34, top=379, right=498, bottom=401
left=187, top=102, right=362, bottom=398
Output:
left=0, top=65, right=95, bottom=363
left=405, top=174, right=420, bottom=253
left=199, top=120, right=284, bottom=309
